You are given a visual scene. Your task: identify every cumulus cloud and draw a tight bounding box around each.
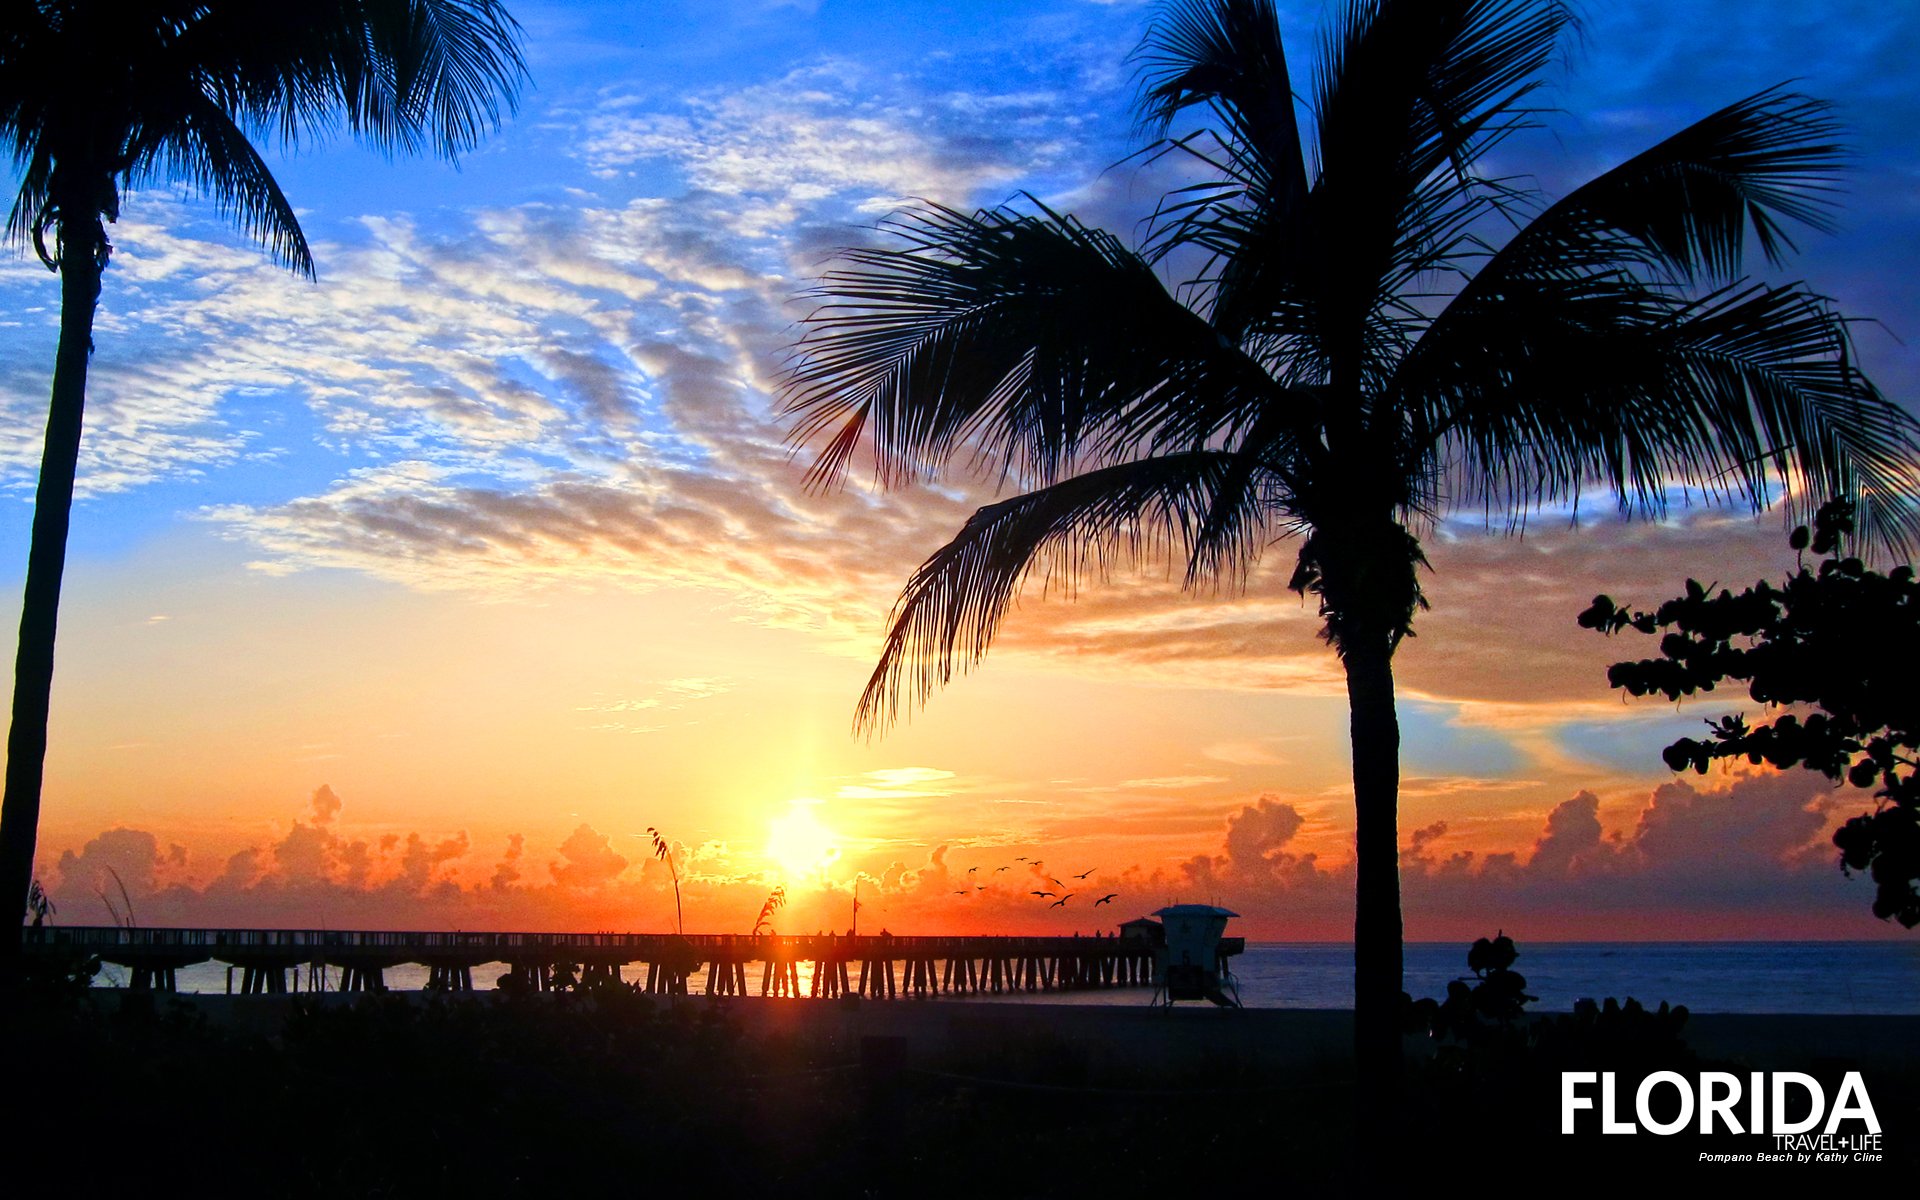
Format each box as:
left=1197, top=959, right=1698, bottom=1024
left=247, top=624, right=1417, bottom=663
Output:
left=1155, top=768, right=1875, bottom=937
left=1527, top=791, right=1604, bottom=878
left=491, top=833, right=525, bottom=891
left=38, top=791, right=699, bottom=931
left=308, top=784, right=343, bottom=826
left=1223, top=796, right=1307, bottom=874
left=55, top=828, right=167, bottom=911
left=31, top=765, right=1890, bottom=940
left=549, top=823, right=631, bottom=889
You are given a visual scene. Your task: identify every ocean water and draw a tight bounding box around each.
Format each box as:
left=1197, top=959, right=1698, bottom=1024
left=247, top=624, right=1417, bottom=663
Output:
left=97, top=941, right=1918, bottom=1015
left=1231, top=941, right=1916, bottom=1015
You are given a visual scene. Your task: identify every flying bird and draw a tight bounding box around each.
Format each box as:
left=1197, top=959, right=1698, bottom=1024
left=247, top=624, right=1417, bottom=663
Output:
left=1030, top=890, right=1055, bottom=899
left=1050, top=895, right=1073, bottom=908
left=966, top=867, right=978, bottom=874
left=1073, top=869, right=1097, bottom=880
left=995, top=866, right=1010, bottom=873
left=1095, top=894, right=1118, bottom=906
left=1014, top=857, right=1028, bottom=863
left=1047, top=876, right=1064, bottom=888
left=953, top=890, right=970, bottom=896
left=974, top=885, right=986, bottom=892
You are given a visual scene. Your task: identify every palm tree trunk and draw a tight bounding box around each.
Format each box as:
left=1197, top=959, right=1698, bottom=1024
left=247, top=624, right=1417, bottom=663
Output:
left=0, top=219, right=104, bottom=966
left=1344, top=625, right=1405, bottom=1124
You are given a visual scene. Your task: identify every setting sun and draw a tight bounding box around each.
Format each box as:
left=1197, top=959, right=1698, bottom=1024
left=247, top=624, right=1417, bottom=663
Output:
left=765, top=803, right=840, bottom=880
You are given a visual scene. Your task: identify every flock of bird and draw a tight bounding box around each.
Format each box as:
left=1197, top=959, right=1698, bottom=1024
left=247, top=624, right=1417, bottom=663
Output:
left=951, top=857, right=1118, bottom=911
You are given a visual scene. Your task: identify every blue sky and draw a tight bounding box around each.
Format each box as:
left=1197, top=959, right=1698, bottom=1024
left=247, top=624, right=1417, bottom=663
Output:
left=5, top=0, right=1914, bottom=569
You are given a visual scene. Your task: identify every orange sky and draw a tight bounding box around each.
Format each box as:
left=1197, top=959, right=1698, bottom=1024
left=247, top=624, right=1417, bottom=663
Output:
left=23, top=508, right=1905, bottom=941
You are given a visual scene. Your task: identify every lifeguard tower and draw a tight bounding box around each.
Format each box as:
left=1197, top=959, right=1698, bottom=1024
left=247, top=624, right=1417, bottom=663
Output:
left=1149, top=904, right=1242, bottom=1008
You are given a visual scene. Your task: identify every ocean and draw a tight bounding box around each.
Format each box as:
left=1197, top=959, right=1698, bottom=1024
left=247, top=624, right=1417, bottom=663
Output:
left=97, top=940, right=1917, bottom=1015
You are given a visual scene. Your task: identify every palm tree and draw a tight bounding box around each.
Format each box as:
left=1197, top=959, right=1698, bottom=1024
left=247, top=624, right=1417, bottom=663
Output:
left=0, top=2, right=526, bottom=961
left=784, top=0, right=1920, bottom=1110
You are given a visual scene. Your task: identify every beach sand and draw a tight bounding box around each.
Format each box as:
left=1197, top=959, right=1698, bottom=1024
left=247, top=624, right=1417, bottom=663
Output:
left=114, top=991, right=1920, bottom=1078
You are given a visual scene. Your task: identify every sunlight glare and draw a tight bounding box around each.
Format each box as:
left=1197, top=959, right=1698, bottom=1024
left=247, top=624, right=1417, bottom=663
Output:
left=766, top=801, right=840, bottom=878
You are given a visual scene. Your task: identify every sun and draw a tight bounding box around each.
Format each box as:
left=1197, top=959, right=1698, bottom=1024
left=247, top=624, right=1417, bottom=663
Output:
left=766, top=802, right=840, bottom=879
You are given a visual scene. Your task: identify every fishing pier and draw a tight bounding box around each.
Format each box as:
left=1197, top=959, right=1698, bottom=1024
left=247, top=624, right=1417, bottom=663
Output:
left=22, top=926, right=1244, bottom=999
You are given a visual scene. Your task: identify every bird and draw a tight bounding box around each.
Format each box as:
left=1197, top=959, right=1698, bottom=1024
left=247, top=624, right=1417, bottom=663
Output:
left=1049, top=895, right=1072, bottom=908
left=974, top=885, right=986, bottom=892
left=966, top=866, right=978, bottom=874
left=1030, top=890, right=1055, bottom=899
left=1014, top=857, right=1028, bottom=863
left=995, top=866, right=1010, bottom=873
left=1073, top=868, right=1097, bottom=880
left=953, top=890, right=969, bottom=896
left=1094, top=894, right=1118, bottom=906
left=1047, top=876, right=1064, bottom=888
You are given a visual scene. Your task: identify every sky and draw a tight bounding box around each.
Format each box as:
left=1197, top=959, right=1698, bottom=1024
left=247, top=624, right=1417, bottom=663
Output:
left=2, top=0, right=1916, bottom=941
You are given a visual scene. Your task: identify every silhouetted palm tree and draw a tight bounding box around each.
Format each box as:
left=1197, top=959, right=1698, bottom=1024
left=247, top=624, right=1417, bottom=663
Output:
left=785, top=0, right=1920, bottom=1111
left=0, top=2, right=526, bottom=962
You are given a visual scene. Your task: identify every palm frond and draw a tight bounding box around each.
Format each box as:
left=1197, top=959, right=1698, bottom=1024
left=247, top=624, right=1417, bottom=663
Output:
left=130, top=85, right=314, bottom=276
left=857, top=452, right=1265, bottom=731
left=1400, top=83, right=1896, bottom=542
left=1409, top=280, right=1920, bottom=552
left=1312, top=0, right=1568, bottom=187
left=177, top=1, right=527, bottom=161
left=0, top=4, right=58, bottom=256
left=1531, top=86, right=1842, bottom=283
left=0, top=1, right=524, bottom=266
left=1152, top=1, right=1571, bottom=383
left=784, top=201, right=1285, bottom=491
left=1132, top=0, right=1308, bottom=208
left=1309, top=0, right=1567, bottom=374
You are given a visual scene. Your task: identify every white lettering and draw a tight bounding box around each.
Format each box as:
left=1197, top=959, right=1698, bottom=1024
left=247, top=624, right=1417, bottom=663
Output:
left=1636, top=1071, right=1694, bottom=1135
left=1558, top=1070, right=1878, bottom=1138
left=1825, top=1072, right=1881, bottom=1135
left=1699, top=1071, right=1743, bottom=1134
left=1772, top=1072, right=1824, bottom=1136
left=1602, top=1071, right=1635, bottom=1134
left=1562, top=1071, right=1597, bottom=1135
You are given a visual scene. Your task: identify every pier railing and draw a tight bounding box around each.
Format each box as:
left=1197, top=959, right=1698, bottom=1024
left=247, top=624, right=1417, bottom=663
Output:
left=22, top=925, right=1243, bottom=999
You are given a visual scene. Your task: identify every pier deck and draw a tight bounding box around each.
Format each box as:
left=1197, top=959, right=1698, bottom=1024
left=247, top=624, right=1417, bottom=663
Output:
left=23, top=926, right=1243, bottom=997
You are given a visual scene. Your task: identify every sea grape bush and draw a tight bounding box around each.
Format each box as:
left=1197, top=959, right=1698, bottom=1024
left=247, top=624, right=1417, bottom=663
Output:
left=1580, top=500, right=1919, bottom=927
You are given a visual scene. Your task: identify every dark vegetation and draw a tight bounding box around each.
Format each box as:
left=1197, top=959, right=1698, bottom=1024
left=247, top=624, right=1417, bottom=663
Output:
left=1584, top=500, right=1920, bottom=926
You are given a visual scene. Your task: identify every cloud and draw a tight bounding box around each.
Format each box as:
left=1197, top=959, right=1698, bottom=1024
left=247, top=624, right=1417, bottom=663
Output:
left=549, top=823, right=631, bottom=889
left=309, top=784, right=343, bottom=826
left=31, top=763, right=1893, bottom=941
left=1156, top=767, right=1875, bottom=937
left=838, top=766, right=959, bottom=800
left=574, top=60, right=1066, bottom=212
left=55, top=828, right=167, bottom=909
left=576, top=676, right=734, bottom=733
left=38, top=791, right=693, bottom=930
left=1202, top=740, right=1289, bottom=767
left=272, top=821, right=340, bottom=886
left=491, top=833, right=525, bottom=891
left=1223, top=797, right=1307, bottom=874
left=2, top=38, right=1846, bottom=757
left=1526, top=791, right=1604, bottom=878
